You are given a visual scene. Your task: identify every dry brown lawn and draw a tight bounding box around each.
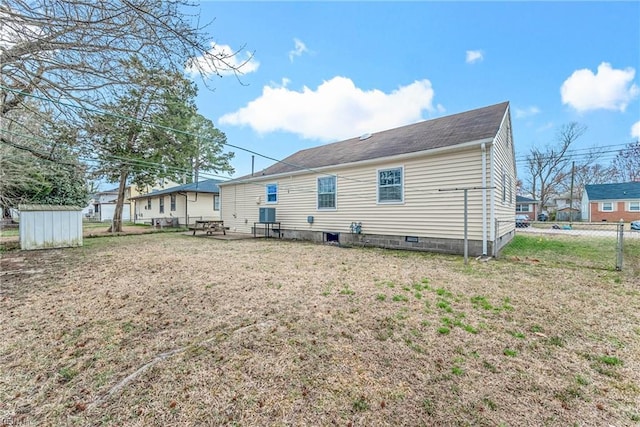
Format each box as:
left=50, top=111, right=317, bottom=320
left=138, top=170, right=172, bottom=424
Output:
left=1, top=232, right=639, bottom=426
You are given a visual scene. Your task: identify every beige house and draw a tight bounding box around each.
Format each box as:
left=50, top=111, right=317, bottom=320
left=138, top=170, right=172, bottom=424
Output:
left=219, top=102, right=516, bottom=256
left=130, top=179, right=223, bottom=226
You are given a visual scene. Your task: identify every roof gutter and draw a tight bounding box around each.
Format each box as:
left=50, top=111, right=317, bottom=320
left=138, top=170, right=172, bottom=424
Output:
left=219, top=136, right=496, bottom=185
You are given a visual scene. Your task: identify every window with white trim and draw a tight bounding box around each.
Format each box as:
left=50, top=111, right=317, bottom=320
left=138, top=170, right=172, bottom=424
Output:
left=266, top=183, right=278, bottom=203
left=159, top=197, right=165, bottom=214
left=601, top=202, right=613, bottom=212
left=170, top=194, right=176, bottom=211
left=213, top=195, right=220, bottom=211
left=317, top=176, right=336, bottom=209
left=516, top=204, right=530, bottom=212
left=147, top=198, right=151, bottom=210
left=378, top=167, right=403, bottom=203
left=629, top=201, right=639, bottom=211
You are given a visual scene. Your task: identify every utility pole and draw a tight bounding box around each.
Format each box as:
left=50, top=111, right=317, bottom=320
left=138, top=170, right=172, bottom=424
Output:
left=569, top=161, right=575, bottom=224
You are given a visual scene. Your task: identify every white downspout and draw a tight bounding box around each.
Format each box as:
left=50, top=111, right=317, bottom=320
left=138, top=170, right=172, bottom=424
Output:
left=481, top=142, right=487, bottom=256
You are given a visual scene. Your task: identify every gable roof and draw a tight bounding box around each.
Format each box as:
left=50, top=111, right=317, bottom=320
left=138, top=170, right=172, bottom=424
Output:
left=129, top=179, right=224, bottom=199
left=229, top=101, right=509, bottom=182
left=585, top=182, right=640, bottom=201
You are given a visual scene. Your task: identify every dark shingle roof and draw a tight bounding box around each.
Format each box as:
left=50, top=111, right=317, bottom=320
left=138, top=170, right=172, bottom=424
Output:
left=516, top=195, right=537, bottom=203
left=585, top=182, right=640, bottom=201
left=129, top=179, right=224, bottom=199
left=235, top=101, right=509, bottom=180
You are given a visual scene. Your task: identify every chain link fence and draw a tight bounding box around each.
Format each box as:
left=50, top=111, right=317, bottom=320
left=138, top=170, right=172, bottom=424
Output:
left=497, top=220, right=638, bottom=271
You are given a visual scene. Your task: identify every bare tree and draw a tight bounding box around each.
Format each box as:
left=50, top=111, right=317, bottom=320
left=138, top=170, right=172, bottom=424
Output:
left=611, top=141, right=640, bottom=182
left=1, top=0, right=250, bottom=204
left=525, top=122, right=587, bottom=211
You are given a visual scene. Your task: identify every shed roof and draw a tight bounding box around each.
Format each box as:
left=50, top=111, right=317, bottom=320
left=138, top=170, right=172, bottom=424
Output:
left=19, top=205, right=82, bottom=211
left=585, top=182, right=640, bottom=201
left=225, top=101, right=509, bottom=182
left=129, top=179, right=224, bottom=199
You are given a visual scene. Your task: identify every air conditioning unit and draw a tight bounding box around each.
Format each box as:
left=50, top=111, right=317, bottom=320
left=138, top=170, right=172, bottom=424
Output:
left=259, top=207, right=276, bottom=223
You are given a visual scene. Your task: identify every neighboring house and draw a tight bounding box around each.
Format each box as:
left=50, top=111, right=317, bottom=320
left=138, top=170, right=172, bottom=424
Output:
left=93, top=188, right=130, bottom=222
left=92, top=180, right=179, bottom=222
left=219, top=102, right=516, bottom=257
left=515, top=195, right=538, bottom=219
left=130, top=179, right=224, bottom=226
left=582, top=182, right=640, bottom=222
left=552, top=192, right=582, bottom=221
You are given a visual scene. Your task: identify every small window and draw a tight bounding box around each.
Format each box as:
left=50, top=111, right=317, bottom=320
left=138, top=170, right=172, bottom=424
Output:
left=147, top=198, right=151, bottom=210
left=501, top=168, right=507, bottom=202
left=516, top=204, right=530, bottom=213
left=213, top=195, right=220, bottom=211
left=266, top=184, right=278, bottom=203
left=601, top=202, right=613, bottom=212
left=170, top=194, right=176, bottom=211
left=629, top=201, right=640, bottom=211
left=159, top=197, right=164, bottom=214
left=317, top=176, right=336, bottom=209
left=378, top=167, right=403, bottom=203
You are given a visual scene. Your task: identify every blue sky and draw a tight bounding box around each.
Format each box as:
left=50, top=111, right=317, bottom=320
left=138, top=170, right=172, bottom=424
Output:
left=187, top=1, right=640, bottom=181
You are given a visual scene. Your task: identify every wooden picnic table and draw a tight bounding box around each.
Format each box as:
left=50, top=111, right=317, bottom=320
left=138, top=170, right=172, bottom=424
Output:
left=190, top=220, right=227, bottom=236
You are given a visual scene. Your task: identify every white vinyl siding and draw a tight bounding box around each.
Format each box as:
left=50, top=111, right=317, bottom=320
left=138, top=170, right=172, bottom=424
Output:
left=220, top=147, right=490, bottom=240
left=378, top=167, right=403, bottom=203
left=491, top=110, right=517, bottom=242
left=317, top=176, right=336, bottom=210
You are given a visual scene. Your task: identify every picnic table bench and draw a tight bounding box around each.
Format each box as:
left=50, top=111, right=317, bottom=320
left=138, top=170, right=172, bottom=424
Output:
left=189, top=220, right=228, bottom=236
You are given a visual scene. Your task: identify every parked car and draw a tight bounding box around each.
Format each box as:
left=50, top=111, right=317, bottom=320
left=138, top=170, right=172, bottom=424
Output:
left=631, top=220, right=640, bottom=231
left=537, top=213, right=549, bottom=221
left=515, top=214, right=531, bottom=228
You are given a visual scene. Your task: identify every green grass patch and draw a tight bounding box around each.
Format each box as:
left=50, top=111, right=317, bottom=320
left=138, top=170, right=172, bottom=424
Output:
left=451, top=366, right=464, bottom=376
left=502, top=234, right=628, bottom=270
left=339, top=286, right=355, bottom=296
left=352, top=396, right=369, bottom=412
left=597, top=355, right=623, bottom=366
left=392, top=294, right=409, bottom=302
left=503, top=348, right=517, bottom=357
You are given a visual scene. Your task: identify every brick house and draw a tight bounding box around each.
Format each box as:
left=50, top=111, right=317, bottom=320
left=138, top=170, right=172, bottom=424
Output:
left=515, top=195, right=538, bottom=219
left=581, top=182, right=640, bottom=222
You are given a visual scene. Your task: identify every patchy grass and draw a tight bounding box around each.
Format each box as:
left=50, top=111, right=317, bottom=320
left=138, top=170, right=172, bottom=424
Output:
left=0, top=233, right=639, bottom=426
left=502, top=233, right=640, bottom=273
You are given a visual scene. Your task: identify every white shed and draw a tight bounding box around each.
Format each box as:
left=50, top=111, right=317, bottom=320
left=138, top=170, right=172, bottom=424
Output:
left=19, top=205, right=83, bottom=250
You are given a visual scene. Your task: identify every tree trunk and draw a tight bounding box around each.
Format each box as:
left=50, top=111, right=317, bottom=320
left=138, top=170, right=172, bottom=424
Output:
left=108, top=170, right=129, bottom=233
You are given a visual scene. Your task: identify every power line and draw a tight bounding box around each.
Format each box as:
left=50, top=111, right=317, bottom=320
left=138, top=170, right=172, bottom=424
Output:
left=0, top=85, right=373, bottom=187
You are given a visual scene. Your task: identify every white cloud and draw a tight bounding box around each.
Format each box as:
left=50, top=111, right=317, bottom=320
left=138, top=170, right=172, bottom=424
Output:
left=466, top=50, right=483, bottom=64
left=186, top=42, right=260, bottom=77
left=537, top=122, right=554, bottom=133
left=561, top=62, right=639, bottom=112
left=288, top=38, right=309, bottom=62
left=0, top=10, right=42, bottom=49
left=219, top=77, right=438, bottom=141
left=632, top=121, right=640, bottom=139
left=514, top=106, right=541, bottom=119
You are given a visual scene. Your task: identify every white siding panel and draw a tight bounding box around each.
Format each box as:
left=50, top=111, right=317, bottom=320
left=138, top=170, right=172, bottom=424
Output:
left=490, top=111, right=517, bottom=239
left=221, top=147, right=489, bottom=239
left=20, top=207, right=82, bottom=250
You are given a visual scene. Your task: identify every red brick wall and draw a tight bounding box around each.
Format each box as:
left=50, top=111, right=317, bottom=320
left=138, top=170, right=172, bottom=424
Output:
left=589, top=201, right=637, bottom=222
